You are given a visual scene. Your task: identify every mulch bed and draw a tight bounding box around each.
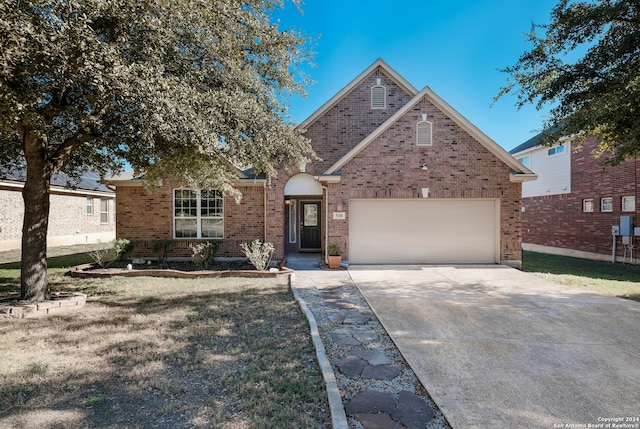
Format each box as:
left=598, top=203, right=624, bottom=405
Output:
left=70, top=259, right=292, bottom=279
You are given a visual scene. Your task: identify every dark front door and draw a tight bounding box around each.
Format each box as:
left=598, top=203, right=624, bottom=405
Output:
left=300, top=201, right=321, bottom=250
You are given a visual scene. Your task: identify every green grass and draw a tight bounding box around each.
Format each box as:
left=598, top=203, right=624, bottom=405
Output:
left=522, top=251, right=640, bottom=301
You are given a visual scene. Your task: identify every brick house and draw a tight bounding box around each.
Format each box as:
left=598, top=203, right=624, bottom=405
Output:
left=510, top=133, right=640, bottom=262
left=110, top=59, right=535, bottom=266
left=0, top=170, right=115, bottom=251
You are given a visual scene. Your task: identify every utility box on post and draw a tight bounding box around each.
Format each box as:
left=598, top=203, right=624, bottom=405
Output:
left=620, top=215, right=634, bottom=237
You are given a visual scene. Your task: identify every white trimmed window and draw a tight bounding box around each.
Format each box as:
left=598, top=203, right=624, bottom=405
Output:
left=289, top=199, right=297, bottom=243
left=417, top=121, right=433, bottom=146
left=100, top=199, right=109, bottom=224
left=174, top=189, right=223, bottom=239
left=548, top=144, right=565, bottom=156
left=601, top=197, right=613, bottom=212
left=517, top=155, right=531, bottom=169
left=87, top=197, right=93, bottom=215
left=371, top=84, right=386, bottom=109
left=583, top=199, right=594, bottom=213
left=622, top=196, right=635, bottom=212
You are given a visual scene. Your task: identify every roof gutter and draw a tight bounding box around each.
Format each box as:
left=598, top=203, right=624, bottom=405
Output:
left=509, top=173, right=538, bottom=183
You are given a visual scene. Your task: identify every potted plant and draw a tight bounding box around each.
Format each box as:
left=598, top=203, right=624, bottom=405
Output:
left=327, top=244, right=342, bottom=269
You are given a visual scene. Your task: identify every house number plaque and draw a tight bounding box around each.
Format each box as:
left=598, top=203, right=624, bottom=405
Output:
left=333, top=212, right=346, bottom=220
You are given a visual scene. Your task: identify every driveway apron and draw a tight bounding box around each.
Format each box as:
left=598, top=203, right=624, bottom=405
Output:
left=348, top=265, right=640, bottom=429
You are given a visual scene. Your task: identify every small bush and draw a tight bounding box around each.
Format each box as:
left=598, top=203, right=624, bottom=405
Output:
left=150, top=239, right=173, bottom=267
left=240, top=239, right=275, bottom=271
left=189, top=241, right=220, bottom=269
left=88, top=248, right=118, bottom=268
left=327, top=244, right=341, bottom=256
left=113, top=238, right=134, bottom=261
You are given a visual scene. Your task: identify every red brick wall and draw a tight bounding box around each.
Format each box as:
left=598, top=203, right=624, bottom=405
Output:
left=522, top=136, right=640, bottom=258
left=328, top=96, right=522, bottom=262
left=116, top=180, right=265, bottom=258
left=303, top=67, right=414, bottom=175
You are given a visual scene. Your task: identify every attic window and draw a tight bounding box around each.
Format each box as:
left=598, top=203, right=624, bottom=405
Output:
left=548, top=144, right=565, bottom=156
left=371, top=83, right=386, bottom=109
left=417, top=120, right=432, bottom=146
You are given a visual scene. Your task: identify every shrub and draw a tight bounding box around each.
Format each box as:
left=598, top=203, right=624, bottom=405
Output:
left=327, top=244, right=341, bottom=256
left=240, top=239, right=275, bottom=271
left=88, top=248, right=118, bottom=268
left=150, top=239, right=173, bottom=267
left=189, top=241, right=220, bottom=269
left=113, top=238, right=134, bottom=261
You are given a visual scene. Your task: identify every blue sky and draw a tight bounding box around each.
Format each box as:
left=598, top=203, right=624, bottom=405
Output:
left=274, top=0, right=559, bottom=151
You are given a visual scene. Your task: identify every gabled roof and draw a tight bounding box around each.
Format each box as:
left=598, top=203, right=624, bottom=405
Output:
left=298, top=58, right=419, bottom=130
left=324, top=85, right=536, bottom=179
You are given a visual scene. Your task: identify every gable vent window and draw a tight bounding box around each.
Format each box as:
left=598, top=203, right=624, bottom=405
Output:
left=417, top=120, right=433, bottom=146
left=371, top=81, right=386, bottom=109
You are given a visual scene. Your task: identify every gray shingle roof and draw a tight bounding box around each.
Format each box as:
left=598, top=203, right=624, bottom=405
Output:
left=2, top=169, right=113, bottom=193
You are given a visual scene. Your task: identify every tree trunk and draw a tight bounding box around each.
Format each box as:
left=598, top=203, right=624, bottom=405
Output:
left=20, top=132, right=53, bottom=302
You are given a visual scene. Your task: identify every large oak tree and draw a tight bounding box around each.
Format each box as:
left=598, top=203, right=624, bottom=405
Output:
left=496, top=0, right=640, bottom=160
left=0, top=0, right=313, bottom=302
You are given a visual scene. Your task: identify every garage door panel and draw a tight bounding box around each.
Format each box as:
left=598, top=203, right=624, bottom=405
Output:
left=349, top=199, right=497, bottom=264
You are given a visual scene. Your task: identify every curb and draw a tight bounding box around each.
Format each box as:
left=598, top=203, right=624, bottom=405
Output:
left=291, top=274, right=349, bottom=429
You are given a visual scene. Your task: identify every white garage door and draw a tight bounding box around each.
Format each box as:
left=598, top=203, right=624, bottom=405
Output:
left=349, top=199, right=498, bottom=264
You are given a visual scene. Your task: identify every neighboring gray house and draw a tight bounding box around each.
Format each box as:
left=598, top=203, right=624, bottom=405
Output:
left=0, top=171, right=115, bottom=251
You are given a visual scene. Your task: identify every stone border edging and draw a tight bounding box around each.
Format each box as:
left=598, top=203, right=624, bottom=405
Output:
left=69, top=263, right=293, bottom=279
left=291, top=275, right=349, bottom=429
left=0, top=292, right=87, bottom=319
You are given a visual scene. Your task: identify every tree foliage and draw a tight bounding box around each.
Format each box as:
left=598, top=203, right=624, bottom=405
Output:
left=0, top=0, right=313, bottom=190
left=496, top=0, right=640, bottom=163
left=0, top=0, right=313, bottom=301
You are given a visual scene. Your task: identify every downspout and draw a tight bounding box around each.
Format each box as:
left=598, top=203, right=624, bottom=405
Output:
left=322, top=184, right=329, bottom=265
left=263, top=182, right=267, bottom=242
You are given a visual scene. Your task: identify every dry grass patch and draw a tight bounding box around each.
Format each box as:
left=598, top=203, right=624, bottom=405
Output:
left=0, top=275, right=330, bottom=429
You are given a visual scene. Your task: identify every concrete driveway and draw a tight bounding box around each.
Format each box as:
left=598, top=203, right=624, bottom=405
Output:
left=348, top=265, right=640, bottom=429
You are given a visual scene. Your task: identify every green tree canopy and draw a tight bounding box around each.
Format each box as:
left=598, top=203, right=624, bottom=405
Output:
left=0, top=0, right=313, bottom=301
left=496, top=0, right=640, bottom=163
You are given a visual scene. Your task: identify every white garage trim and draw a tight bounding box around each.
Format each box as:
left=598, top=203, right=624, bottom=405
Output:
left=349, top=199, right=500, bottom=264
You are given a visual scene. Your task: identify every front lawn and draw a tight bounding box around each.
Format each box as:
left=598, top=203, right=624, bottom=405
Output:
left=0, top=250, right=330, bottom=428
left=522, top=251, right=640, bottom=302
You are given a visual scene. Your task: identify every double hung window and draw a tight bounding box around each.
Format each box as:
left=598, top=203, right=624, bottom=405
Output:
left=174, top=189, right=223, bottom=238
left=100, top=199, right=109, bottom=224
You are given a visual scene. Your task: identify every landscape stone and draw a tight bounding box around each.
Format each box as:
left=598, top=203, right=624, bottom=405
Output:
left=353, top=350, right=392, bottom=365
left=324, top=299, right=357, bottom=310
left=330, top=331, right=361, bottom=345
left=335, top=355, right=366, bottom=377
left=361, top=364, right=402, bottom=380
left=352, top=329, right=378, bottom=344
left=356, top=413, right=405, bottom=429
left=328, top=312, right=347, bottom=323
left=343, top=311, right=370, bottom=325
left=391, top=390, right=436, bottom=429
left=344, top=390, right=396, bottom=416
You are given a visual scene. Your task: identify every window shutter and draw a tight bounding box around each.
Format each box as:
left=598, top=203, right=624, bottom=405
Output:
left=417, top=121, right=432, bottom=146
left=371, top=85, right=386, bottom=109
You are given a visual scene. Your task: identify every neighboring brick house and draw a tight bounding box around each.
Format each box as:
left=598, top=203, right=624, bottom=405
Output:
left=0, top=170, right=116, bottom=251
left=110, top=59, right=535, bottom=266
left=510, top=133, right=640, bottom=262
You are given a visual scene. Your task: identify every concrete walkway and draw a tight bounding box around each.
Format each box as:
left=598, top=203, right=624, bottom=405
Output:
left=349, top=265, right=640, bottom=428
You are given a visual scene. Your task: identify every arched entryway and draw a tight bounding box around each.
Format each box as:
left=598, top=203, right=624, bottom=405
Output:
left=284, top=174, right=323, bottom=254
